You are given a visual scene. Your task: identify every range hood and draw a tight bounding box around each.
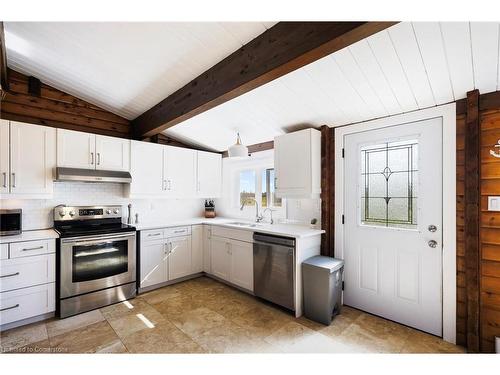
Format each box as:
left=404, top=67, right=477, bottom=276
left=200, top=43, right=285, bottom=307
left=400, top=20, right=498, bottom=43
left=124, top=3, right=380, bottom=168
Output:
left=56, top=167, right=132, bottom=183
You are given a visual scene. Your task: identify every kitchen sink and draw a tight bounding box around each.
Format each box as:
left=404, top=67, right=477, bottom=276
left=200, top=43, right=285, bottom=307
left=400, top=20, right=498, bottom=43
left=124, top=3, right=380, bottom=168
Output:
left=226, top=222, right=260, bottom=228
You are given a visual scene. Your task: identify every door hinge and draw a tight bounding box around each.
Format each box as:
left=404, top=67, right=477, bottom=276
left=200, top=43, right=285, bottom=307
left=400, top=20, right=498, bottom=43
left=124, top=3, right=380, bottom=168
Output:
left=342, top=214, right=345, bottom=224
left=342, top=281, right=345, bottom=291
left=342, top=148, right=345, bottom=158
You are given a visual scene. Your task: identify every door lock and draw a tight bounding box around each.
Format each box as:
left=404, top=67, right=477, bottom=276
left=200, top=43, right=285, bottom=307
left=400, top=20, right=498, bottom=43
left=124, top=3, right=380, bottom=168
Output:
left=428, top=224, right=437, bottom=233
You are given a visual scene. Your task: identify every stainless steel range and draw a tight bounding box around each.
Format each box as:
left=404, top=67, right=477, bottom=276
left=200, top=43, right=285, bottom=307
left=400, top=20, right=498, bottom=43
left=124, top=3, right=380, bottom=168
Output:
left=54, top=205, right=136, bottom=318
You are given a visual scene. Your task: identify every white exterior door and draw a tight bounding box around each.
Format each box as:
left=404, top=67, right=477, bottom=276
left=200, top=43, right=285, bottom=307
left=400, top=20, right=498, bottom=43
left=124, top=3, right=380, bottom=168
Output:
left=0, top=120, right=10, bottom=194
left=9, top=121, right=55, bottom=195
left=95, top=135, right=130, bottom=171
left=57, top=129, right=95, bottom=169
left=343, top=118, right=443, bottom=336
left=168, top=236, right=192, bottom=280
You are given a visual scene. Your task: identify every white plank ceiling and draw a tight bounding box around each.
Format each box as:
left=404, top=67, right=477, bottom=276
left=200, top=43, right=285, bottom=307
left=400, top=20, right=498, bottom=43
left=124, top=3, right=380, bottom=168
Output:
left=4, top=22, right=500, bottom=152
left=3, top=22, right=275, bottom=119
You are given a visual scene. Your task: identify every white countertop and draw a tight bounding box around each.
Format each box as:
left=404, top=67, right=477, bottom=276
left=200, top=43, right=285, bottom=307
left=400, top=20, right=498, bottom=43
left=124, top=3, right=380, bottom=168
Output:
left=0, top=229, right=59, bottom=244
left=133, top=217, right=325, bottom=239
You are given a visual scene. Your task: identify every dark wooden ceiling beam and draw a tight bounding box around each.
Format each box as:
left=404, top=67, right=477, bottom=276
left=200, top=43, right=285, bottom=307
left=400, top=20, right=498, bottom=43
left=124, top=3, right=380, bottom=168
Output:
left=0, top=22, right=9, bottom=96
left=132, top=21, right=397, bottom=139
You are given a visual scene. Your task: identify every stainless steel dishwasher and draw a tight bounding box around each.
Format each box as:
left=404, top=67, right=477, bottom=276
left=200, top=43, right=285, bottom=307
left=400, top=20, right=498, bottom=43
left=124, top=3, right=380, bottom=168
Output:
left=253, top=233, right=295, bottom=311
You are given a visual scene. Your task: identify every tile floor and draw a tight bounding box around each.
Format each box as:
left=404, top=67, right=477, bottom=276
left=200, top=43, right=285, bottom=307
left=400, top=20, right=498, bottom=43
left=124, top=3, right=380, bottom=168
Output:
left=0, top=276, right=465, bottom=354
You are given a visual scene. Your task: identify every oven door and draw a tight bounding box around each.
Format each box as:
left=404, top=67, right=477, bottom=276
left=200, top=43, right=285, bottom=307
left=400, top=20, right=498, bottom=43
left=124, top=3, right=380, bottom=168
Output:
left=60, top=232, right=136, bottom=299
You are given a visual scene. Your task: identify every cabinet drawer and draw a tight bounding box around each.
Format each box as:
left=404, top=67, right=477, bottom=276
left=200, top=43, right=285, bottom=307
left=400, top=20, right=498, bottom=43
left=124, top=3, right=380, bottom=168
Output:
left=1, top=244, right=8, bottom=260
left=165, top=226, right=191, bottom=238
left=0, top=283, right=55, bottom=326
left=0, top=254, right=55, bottom=293
left=211, top=226, right=253, bottom=243
left=141, top=229, right=164, bottom=242
left=9, top=239, right=55, bottom=259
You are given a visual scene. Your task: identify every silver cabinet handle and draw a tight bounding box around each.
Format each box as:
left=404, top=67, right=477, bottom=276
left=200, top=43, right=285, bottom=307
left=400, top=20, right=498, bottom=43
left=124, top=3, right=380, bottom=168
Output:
left=22, top=245, right=44, bottom=252
left=0, top=304, right=20, bottom=312
left=0, top=272, right=20, bottom=278
left=97, top=153, right=101, bottom=165
left=428, top=240, right=438, bottom=248
left=168, top=179, right=172, bottom=190
left=2, top=172, right=6, bottom=188
left=162, top=180, right=167, bottom=191
left=90, top=152, right=94, bottom=165
left=11, top=172, right=15, bottom=188
left=148, top=233, right=161, bottom=237
left=274, top=177, right=278, bottom=189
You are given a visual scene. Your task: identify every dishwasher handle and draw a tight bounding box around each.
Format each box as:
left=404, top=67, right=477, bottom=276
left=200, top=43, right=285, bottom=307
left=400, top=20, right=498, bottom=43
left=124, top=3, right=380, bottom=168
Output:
left=253, top=233, right=295, bottom=247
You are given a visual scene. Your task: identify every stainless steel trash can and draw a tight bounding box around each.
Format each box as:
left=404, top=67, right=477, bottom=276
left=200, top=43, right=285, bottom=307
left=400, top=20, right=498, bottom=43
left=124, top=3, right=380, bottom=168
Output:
left=302, top=256, right=344, bottom=325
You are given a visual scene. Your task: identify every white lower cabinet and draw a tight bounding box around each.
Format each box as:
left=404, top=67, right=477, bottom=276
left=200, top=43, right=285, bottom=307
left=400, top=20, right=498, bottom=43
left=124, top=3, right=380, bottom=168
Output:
left=168, top=236, right=192, bottom=280
left=139, top=239, right=167, bottom=289
left=0, top=239, right=56, bottom=328
left=210, top=236, right=254, bottom=292
left=202, top=225, right=212, bottom=274
left=191, top=225, right=203, bottom=274
left=0, top=283, right=55, bottom=326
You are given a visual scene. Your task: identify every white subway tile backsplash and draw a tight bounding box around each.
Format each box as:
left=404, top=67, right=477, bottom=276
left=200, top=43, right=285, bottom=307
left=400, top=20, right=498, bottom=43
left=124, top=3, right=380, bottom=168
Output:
left=0, top=182, right=205, bottom=230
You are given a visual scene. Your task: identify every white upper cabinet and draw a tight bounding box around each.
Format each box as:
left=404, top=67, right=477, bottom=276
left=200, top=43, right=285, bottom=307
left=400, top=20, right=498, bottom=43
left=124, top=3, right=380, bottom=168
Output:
left=128, top=140, right=164, bottom=197
left=95, top=135, right=130, bottom=171
left=1, top=120, right=56, bottom=198
left=57, top=129, right=130, bottom=171
left=0, top=120, right=10, bottom=195
left=163, top=146, right=196, bottom=198
left=57, top=129, right=96, bottom=169
left=274, top=128, right=321, bottom=198
left=197, top=150, right=222, bottom=198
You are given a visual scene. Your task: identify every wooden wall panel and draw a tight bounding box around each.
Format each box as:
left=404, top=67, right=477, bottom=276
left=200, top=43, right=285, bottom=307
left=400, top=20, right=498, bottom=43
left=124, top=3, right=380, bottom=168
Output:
left=479, top=108, right=500, bottom=352
left=0, top=69, right=131, bottom=138
left=320, top=125, right=335, bottom=257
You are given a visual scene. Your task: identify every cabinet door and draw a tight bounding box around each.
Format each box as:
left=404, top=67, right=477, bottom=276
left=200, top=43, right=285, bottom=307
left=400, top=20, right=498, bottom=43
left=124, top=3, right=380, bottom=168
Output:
left=95, top=135, right=130, bottom=171
left=210, top=237, right=230, bottom=281
left=202, top=225, right=212, bottom=274
left=164, top=146, right=196, bottom=198
left=229, top=239, right=254, bottom=291
left=57, top=129, right=95, bottom=169
left=129, top=141, right=164, bottom=196
left=197, top=151, right=222, bottom=198
left=0, top=120, right=9, bottom=194
left=168, top=236, right=192, bottom=280
left=191, top=225, right=203, bottom=273
left=140, top=240, right=167, bottom=289
left=10, top=121, right=56, bottom=195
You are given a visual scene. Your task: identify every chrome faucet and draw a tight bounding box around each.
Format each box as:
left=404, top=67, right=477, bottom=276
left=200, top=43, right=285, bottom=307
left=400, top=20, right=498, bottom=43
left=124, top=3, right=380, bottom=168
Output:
left=263, top=207, right=276, bottom=224
left=240, top=198, right=263, bottom=223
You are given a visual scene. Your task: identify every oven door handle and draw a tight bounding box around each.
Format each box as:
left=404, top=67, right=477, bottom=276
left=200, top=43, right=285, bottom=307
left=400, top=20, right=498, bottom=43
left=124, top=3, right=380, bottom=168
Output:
left=74, top=247, right=121, bottom=258
left=61, top=233, right=135, bottom=245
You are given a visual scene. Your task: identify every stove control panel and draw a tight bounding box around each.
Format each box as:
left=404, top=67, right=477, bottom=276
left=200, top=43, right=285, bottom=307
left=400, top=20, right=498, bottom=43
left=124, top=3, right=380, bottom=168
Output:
left=54, top=205, right=122, bottom=221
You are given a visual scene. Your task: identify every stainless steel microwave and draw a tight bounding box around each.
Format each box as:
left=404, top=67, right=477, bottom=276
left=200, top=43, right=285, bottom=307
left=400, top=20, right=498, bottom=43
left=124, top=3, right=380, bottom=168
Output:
left=0, top=209, right=22, bottom=236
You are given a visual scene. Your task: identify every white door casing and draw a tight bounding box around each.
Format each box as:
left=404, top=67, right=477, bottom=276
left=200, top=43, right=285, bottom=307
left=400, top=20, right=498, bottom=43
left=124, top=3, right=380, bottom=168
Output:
left=343, top=118, right=442, bottom=336
left=335, top=103, right=456, bottom=343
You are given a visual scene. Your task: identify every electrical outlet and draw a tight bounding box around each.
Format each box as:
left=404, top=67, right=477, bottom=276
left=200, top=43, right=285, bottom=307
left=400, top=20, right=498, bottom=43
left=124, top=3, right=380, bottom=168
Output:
left=488, top=196, right=500, bottom=211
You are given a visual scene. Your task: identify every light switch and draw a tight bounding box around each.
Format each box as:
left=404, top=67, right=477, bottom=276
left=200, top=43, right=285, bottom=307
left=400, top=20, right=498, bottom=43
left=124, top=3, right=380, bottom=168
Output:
left=488, top=196, right=500, bottom=211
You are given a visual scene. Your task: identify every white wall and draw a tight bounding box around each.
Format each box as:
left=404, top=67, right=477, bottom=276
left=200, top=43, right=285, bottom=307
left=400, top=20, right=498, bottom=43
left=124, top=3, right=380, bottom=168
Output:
left=0, top=182, right=205, bottom=230
left=216, top=149, right=321, bottom=226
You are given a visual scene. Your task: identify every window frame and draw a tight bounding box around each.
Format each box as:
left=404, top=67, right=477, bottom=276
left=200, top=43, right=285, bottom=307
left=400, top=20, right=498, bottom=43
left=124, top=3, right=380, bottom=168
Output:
left=235, top=166, right=284, bottom=211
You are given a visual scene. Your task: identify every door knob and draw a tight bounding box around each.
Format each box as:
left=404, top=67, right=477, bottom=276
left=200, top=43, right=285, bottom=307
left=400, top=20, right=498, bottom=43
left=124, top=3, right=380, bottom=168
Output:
left=428, top=240, right=438, bottom=248
left=428, top=225, right=437, bottom=233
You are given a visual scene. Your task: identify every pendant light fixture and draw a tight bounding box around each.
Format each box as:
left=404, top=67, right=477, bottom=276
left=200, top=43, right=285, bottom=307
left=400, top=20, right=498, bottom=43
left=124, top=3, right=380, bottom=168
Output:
left=228, top=132, right=249, bottom=158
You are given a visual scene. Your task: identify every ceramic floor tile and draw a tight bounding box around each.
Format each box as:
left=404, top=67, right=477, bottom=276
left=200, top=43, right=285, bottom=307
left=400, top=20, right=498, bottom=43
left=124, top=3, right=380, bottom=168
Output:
left=169, top=307, right=228, bottom=338
left=121, top=320, right=205, bottom=353
left=46, top=309, right=105, bottom=338
left=231, top=305, right=292, bottom=338
left=100, top=298, right=152, bottom=321
left=94, top=339, right=128, bottom=353
left=400, top=330, right=466, bottom=353
left=49, top=321, right=120, bottom=353
left=106, top=307, right=168, bottom=340
left=0, top=322, right=48, bottom=352
left=192, top=320, right=279, bottom=353
left=137, top=285, right=182, bottom=305
left=152, top=294, right=204, bottom=319
left=4, top=339, right=52, bottom=354
left=264, top=321, right=318, bottom=347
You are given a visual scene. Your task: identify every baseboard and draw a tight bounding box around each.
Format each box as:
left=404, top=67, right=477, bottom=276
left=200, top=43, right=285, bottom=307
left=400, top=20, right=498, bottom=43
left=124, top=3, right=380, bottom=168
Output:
left=1, top=312, right=55, bottom=332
